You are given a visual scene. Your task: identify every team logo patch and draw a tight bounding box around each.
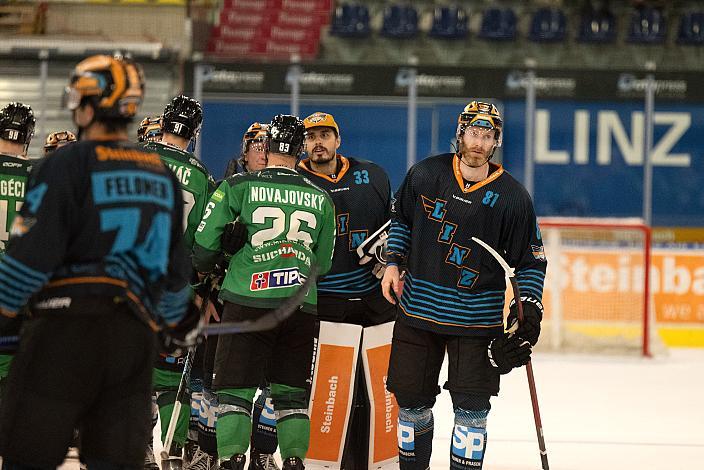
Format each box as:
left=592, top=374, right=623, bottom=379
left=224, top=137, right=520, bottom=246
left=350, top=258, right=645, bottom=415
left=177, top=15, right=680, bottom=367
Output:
left=531, top=244, right=546, bottom=261
left=250, top=268, right=306, bottom=291
left=397, top=420, right=415, bottom=451
left=211, top=189, right=224, bottom=202
left=307, top=112, right=328, bottom=123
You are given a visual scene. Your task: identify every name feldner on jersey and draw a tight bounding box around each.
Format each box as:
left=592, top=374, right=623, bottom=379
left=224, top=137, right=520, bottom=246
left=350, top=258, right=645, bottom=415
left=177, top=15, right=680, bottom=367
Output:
left=193, top=167, right=336, bottom=314
left=387, top=154, right=547, bottom=337
left=298, top=156, right=391, bottom=297
left=144, top=141, right=216, bottom=249
left=0, top=154, right=32, bottom=255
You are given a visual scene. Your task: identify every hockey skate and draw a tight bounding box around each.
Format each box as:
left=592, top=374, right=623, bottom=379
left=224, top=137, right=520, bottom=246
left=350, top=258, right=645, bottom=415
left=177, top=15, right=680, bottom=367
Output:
left=184, top=443, right=217, bottom=470
left=281, top=457, right=304, bottom=470
left=218, top=454, right=246, bottom=470
left=161, top=444, right=184, bottom=470
left=144, top=440, right=159, bottom=470
left=248, top=450, right=280, bottom=470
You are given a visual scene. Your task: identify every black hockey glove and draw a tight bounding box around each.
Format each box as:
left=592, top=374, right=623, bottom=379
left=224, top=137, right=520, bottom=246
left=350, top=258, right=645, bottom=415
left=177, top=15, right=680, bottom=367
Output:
left=488, top=333, right=532, bottom=375
left=506, top=296, right=544, bottom=346
left=221, top=220, right=247, bottom=256
left=159, top=303, right=201, bottom=356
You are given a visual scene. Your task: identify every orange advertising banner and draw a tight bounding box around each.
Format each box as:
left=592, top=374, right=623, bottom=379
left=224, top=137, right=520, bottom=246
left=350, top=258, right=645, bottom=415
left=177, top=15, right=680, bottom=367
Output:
left=542, top=249, right=704, bottom=325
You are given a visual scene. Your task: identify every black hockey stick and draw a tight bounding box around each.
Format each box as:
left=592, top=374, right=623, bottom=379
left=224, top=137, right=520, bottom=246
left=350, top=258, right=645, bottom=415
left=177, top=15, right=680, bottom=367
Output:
left=472, top=237, right=550, bottom=470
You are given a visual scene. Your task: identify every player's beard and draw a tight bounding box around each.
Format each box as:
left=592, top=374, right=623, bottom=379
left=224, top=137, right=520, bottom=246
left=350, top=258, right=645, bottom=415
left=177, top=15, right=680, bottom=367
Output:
left=309, top=145, right=335, bottom=164
left=459, top=143, right=492, bottom=168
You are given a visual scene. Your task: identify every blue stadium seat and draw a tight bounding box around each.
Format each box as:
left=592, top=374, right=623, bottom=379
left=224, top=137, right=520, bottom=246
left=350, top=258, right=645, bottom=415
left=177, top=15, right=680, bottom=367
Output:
left=627, top=7, right=666, bottom=44
left=478, top=7, right=517, bottom=40
left=677, top=11, right=704, bottom=45
left=381, top=4, right=419, bottom=39
left=578, top=9, right=616, bottom=43
left=429, top=5, right=468, bottom=39
left=330, top=3, right=371, bottom=38
left=529, top=7, right=567, bottom=42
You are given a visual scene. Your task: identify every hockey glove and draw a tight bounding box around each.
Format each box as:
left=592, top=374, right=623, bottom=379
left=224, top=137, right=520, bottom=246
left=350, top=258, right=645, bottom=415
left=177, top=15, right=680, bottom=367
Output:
left=221, top=220, right=247, bottom=256
left=506, top=296, right=544, bottom=346
left=159, top=303, right=201, bottom=356
left=357, top=220, right=390, bottom=279
left=488, top=334, right=532, bottom=375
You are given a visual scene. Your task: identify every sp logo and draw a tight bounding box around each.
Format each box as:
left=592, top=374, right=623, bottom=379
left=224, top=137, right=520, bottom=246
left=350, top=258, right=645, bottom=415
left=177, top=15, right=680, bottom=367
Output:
left=451, top=425, right=485, bottom=460
left=397, top=421, right=414, bottom=450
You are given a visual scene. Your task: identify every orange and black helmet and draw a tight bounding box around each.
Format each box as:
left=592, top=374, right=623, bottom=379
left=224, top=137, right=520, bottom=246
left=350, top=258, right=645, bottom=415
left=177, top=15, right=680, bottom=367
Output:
left=240, top=122, right=268, bottom=157
left=137, top=115, right=163, bottom=143
left=44, top=130, right=77, bottom=155
left=63, top=54, right=144, bottom=120
left=456, top=101, right=503, bottom=147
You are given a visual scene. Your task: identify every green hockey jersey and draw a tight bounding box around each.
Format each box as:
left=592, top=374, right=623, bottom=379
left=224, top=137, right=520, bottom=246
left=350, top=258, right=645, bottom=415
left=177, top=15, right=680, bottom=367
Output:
left=144, top=142, right=215, bottom=248
left=0, top=154, right=32, bottom=256
left=192, top=167, right=336, bottom=314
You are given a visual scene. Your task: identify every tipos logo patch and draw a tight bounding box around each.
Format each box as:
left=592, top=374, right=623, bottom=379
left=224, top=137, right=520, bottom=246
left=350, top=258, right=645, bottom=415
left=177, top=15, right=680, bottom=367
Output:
left=250, top=268, right=306, bottom=291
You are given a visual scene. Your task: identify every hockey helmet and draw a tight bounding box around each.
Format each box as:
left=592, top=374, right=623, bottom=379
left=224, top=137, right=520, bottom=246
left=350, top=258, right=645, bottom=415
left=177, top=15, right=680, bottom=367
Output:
left=44, top=130, right=77, bottom=154
left=0, top=102, right=35, bottom=145
left=162, top=95, right=203, bottom=142
left=241, top=122, right=269, bottom=156
left=303, top=112, right=340, bottom=136
left=63, top=54, right=144, bottom=120
left=137, top=115, right=164, bottom=143
left=456, top=101, right=503, bottom=148
left=267, top=114, right=306, bottom=158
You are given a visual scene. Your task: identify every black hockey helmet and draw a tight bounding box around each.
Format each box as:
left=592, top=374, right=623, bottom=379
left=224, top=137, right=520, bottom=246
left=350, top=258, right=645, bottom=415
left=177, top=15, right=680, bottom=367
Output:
left=267, top=114, right=305, bottom=158
left=162, top=95, right=203, bottom=142
left=63, top=54, right=144, bottom=120
left=0, top=102, right=35, bottom=145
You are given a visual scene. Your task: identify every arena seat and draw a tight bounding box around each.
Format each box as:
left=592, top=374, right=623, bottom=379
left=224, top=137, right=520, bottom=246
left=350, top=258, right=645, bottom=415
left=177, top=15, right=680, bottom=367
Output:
left=627, top=7, right=666, bottom=44
left=578, top=8, right=616, bottom=43
left=677, top=11, right=704, bottom=45
left=529, top=7, right=567, bottom=42
left=478, top=7, right=517, bottom=41
left=380, top=4, right=419, bottom=39
left=429, top=5, right=468, bottom=39
left=330, top=3, right=371, bottom=38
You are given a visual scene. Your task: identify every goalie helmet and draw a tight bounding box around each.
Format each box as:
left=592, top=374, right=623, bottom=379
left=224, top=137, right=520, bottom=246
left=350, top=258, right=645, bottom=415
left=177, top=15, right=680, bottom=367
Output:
left=63, top=54, right=144, bottom=120
left=241, top=122, right=268, bottom=156
left=137, top=115, right=163, bottom=143
left=0, top=102, right=35, bottom=145
left=456, top=101, right=503, bottom=148
left=267, top=114, right=305, bottom=158
left=44, top=130, right=77, bottom=155
left=162, top=95, right=203, bottom=142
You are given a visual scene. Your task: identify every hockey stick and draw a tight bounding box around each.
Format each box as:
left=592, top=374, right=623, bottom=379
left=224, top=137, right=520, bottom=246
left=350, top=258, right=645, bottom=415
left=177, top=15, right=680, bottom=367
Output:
left=471, top=237, right=550, bottom=470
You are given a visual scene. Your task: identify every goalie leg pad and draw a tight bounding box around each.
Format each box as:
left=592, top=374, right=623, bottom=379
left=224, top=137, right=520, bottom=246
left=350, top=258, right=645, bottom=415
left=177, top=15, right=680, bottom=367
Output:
left=251, top=386, right=278, bottom=454
left=216, top=387, right=256, bottom=459
left=271, top=383, right=309, bottom=460
left=397, top=406, right=434, bottom=470
left=450, top=408, right=488, bottom=470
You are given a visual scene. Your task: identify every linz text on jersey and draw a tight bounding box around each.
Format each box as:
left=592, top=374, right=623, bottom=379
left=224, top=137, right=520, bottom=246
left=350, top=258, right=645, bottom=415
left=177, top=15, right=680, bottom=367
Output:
left=250, top=186, right=325, bottom=210
left=0, top=179, right=24, bottom=197
left=103, top=175, right=168, bottom=199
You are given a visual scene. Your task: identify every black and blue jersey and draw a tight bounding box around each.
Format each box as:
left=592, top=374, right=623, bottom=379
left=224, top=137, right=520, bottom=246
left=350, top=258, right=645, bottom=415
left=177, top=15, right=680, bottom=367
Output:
left=0, top=140, right=191, bottom=326
left=298, top=156, right=391, bottom=298
left=387, top=153, right=547, bottom=337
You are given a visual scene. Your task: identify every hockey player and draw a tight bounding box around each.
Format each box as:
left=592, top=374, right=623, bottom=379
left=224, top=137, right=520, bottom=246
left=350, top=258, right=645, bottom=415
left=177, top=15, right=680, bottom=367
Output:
left=0, top=102, right=35, bottom=402
left=381, top=101, right=546, bottom=470
left=225, top=122, right=269, bottom=177
left=137, top=115, right=164, bottom=143
left=0, top=54, right=192, bottom=468
left=143, top=95, right=217, bottom=469
left=44, top=130, right=77, bottom=156
left=193, top=115, right=336, bottom=470
left=298, top=111, right=395, bottom=469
